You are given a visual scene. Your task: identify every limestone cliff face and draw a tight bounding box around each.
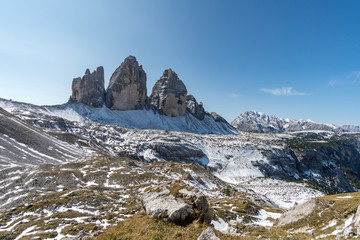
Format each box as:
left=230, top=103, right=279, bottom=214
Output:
left=186, top=95, right=205, bottom=120
left=150, top=69, right=187, bottom=117
left=105, top=56, right=147, bottom=110
left=69, top=67, right=105, bottom=107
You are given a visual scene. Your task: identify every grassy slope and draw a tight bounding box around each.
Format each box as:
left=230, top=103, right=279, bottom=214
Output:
left=95, top=192, right=360, bottom=240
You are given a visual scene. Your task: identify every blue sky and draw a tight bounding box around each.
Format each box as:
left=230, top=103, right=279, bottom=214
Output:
left=0, top=0, right=359, bottom=125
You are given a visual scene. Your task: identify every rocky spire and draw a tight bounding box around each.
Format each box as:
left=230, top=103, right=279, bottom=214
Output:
left=186, top=95, right=205, bottom=120
left=149, top=69, right=187, bottom=117
left=105, top=56, right=147, bottom=110
left=69, top=66, right=105, bottom=107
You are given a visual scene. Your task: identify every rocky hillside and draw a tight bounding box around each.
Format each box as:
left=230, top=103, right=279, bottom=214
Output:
left=68, top=55, right=235, bottom=134
left=1, top=100, right=360, bottom=195
left=232, top=111, right=360, bottom=133
left=1, top=101, right=360, bottom=238
left=1, top=56, right=360, bottom=239
left=0, top=107, right=98, bottom=166
left=274, top=191, right=360, bottom=239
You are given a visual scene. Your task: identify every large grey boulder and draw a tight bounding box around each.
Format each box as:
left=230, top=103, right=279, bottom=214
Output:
left=186, top=95, right=205, bottom=120
left=178, top=189, right=212, bottom=224
left=194, top=195, right=212, bottom=224
left=105, top=56, right=147, bottom=110
left=141, top=190, right=195, bottom=224
left=69, top=67, right=105, bottom=107
left=150, top=69, right=187, bottom=117
left=197, top=227, right=221, bottom=240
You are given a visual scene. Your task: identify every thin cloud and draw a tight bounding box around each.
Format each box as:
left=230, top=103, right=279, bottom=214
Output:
left=261, top=86, right=307, bottom=96
left=328, top=71, right=360, bottom=86
left=228, top=93, right=241, bottom=98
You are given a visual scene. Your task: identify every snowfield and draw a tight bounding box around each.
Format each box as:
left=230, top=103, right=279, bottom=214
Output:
left=0, top=99, right=236, bottom=135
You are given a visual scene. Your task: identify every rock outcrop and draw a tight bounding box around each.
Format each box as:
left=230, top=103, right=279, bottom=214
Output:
left=141, top=189, right=195, bottom=224
left=141, top=187, right=212, bottom=225
left=105, top=56, right=147, bottom=110
left=209, top=112, right=229, bottom=124
left=150, top=69, right=187, bottom=117
left=69, top=67, right=105, bottom=107
left=194, top=195, right=212, bottom=224
left=186, top=95, right=205, bottom=120
left=274, top=199, right=319, bottom=226
left=197, top=228, right=221, bottom=240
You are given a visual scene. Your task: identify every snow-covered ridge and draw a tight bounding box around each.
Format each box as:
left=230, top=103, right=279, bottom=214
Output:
left=0, top=98, right=237, bottom=135
left=232, top=110, right=360, bottom=133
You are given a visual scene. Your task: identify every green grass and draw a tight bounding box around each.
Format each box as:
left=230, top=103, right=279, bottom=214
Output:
left=279, top=191, right=360, bottom=237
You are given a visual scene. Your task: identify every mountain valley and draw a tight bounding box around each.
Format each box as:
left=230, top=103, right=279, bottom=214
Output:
left=0, top=56, right=360, bottom=239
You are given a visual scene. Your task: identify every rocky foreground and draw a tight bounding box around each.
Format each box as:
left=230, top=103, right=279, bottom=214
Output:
left=2, top=154, right=360, bottom=239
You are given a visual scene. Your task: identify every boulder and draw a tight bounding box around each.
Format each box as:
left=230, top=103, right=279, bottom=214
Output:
left=195, top=195, right=212, bottom=224
left=186, top=95, right=205, bottom=120
left=197, top=227, right=221, bottom=240
left=179, top=189, right=212, bottom=224
left=179, top=188, right=197, bottom=199
left=141, top=188, right=212, bottom=225
left=150, top=69, right=187, bottom=116
left=69, top=67, right=105, bottom=107
left=141, top=190, right=195, bottom=224
left=105, top=56, right=147, bottom=110
left=74, top=230, right=92, bottom=240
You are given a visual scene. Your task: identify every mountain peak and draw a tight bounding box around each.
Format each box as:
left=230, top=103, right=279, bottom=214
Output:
left=150, top=68, right=187, bottom=117
left=106, top=56, right=147, bottom=110
left=232, top=111, right=360, bottom=133
left=69, top=67, right=105, bottom=107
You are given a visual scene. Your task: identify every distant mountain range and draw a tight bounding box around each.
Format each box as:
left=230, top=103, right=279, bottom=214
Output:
left=231, top=111, right=360, bottom=133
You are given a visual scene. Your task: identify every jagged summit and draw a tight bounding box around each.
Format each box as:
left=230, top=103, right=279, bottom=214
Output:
left=66, top=56, right=235, bottom=134
left=106, top=55, right=147, bottom=110
left=69, top=66, right=105, bottom=108
left=232, top=111, right=360, bottom=133
left=186, top=95, right=205, bottom=120
left=150, top=68, right=187, bottom=117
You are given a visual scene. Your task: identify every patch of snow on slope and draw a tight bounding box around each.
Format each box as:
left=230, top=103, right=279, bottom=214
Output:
left=241, top=178, right=324, bottom=209
left=46, top=104, right=237, bottom=134
left=44, top=107, right=85, bottom=122
left=253, top=209, right=282, bottom=227
left=331, top=215, right=354, bottom=235
left=321, top=219, right=337, bottom=231
left=211, top=217, right=229, bottom=231
left=336, top=195, right=353, bottom=199
left=196, top=143, right=268, bottom=183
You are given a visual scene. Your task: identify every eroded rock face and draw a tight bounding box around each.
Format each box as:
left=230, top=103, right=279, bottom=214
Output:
left=141, top=190, right=195, bottom=224
left=209, top=112, right=229, bottom=124
left=197, top=227, right=221, bottom=240
left=141, top=188, right=212, bottom=225
left=105, top=56, right=147, bottom=110
left=150, top=69, right=187, bottom=117
left=69, top=67, right=105, bottom=107
left=274, top=199, right=321, bottom=226
left=186, top=95, right=205, bottom=120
